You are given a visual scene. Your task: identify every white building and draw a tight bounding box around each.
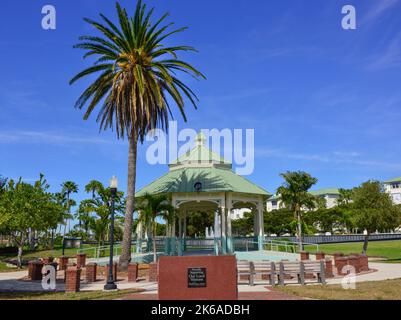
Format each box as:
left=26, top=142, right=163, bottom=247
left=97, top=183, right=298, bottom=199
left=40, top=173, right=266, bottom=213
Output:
left=384, top=176, right=401, bottom=205
left=230, top=208, right=251, bottom=220
left=266, top=188, right=341, bottom=212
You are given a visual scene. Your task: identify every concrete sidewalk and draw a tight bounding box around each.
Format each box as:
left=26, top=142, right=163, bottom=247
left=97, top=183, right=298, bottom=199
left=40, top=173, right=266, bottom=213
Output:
left=1, top=262, right=400, bottom=294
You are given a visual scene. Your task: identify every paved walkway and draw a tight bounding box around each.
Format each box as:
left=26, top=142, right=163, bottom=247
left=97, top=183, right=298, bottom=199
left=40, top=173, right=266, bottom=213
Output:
left=1, top=262, right=400, bottom=299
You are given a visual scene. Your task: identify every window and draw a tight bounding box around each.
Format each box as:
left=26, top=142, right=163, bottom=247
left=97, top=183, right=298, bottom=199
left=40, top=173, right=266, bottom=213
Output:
left=391, top=183, right=401, bottom=189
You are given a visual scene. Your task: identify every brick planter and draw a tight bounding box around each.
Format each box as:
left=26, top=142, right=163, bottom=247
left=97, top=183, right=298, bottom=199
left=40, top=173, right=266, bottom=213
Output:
left=315, top=252, right=326, bottom=260
left=86, top=263, right=97, bottom=283
left=104, top=262, right=118, bottom=282
left=347, top=256, right=360, bottom=274
left=325, top=258, right=334, bottom=278
left=148, top=262, right=158, bottom=282
left=300, top=251, right=310, bottom=261
left=28, top=261, right=44, bottom=281
left=128, top=263, right=138, bottom=282
left=59, top=256, right=69, bottom=271
left=333, top=252, right=344, bottom=261
left=76, top=253, right=87, bottom=268
left=65, top=266, right=81, bottom=293
left=359, top=255, right=369, bottom=272
left=63, top=263, right=77, bottom=282
left=335, top=257, right=349, bottom=275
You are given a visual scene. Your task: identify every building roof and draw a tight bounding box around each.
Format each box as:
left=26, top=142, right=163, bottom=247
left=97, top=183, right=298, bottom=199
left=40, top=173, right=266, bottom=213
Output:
left=169, top=132, right=231, bottom=168
left=268, top=188, right=340, bottom=202
left=136, top=132, right=270, bottom=197
left=310, top=188, right=340, bottom=196
left=136, top=167, right=270, bottom=197
left=384, top=176, right=401, bottom=184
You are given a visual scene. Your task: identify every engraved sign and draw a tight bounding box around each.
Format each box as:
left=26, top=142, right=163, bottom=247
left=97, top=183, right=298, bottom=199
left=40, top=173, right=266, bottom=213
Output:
left=188, top=267, right=207, bottom=288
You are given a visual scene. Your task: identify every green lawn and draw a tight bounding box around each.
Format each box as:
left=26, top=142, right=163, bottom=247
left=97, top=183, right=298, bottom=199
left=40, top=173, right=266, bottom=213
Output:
left=304, top=240, right=401, bottom=262
left=277, top=278, right=401, bottom=300
left=0, top=289, right=142, bottom=300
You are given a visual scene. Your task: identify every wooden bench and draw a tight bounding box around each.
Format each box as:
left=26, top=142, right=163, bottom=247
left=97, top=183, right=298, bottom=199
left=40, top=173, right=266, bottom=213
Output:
left=278, top=261, right=304, bottom=285
left=237, top=260, right=252, bottom=285
left=303, top=260, right=326, bottom=284
left=252, top=261, right=276, bottom=286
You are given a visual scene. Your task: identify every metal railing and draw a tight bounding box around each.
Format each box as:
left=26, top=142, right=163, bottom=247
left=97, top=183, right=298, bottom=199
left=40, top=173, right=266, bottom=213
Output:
left=264, top=239, right=319, bottom=253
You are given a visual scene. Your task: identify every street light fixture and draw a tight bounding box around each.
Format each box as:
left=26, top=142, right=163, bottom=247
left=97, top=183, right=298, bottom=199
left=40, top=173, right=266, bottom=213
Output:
left=104, top=175, right=118, bottom=291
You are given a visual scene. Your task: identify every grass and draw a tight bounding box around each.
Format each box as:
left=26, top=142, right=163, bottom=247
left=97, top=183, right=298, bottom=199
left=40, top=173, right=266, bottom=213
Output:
left=0, top=245, right=94, bottom=273
left=277, top=278, right=401, bottom=300
left=304, top=240, right=401, bottom=261
left=0, top=288, right=142, bottom=300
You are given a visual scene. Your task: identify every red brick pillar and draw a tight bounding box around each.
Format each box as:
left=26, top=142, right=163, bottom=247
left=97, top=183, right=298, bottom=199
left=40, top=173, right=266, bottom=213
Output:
left=128, top=263, right=139, bottom=282
left=29, top=261, right=44, bottom=280
left=104, top=262, right=118, bottom=282
left=65, top=266, right=81, bottom=293
left=335, top=257, right=349, bottom=275
left=316, top=252, right=326, bottom=260
left=325, top=258, right=334, bottom=278
left=86, top=263, right=97, bottom=283
left=148, top=262, right=158, bottom=282
left=64, top=263, right=77, bottom=282
left=76, top=253, right=87, bottom=268
left=333, top=252, right=344, bottom=261
left=300, top=251, right=310, bottom=261
left=359, top=254, right=369, bottom=272
left=59, top=256, right=69, bottom=271
left=348, top=255, right=360, bottom=274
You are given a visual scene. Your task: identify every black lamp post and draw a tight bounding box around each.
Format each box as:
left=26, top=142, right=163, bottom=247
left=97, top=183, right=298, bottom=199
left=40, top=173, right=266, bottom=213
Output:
left=104, top=176, right=118, bottom=291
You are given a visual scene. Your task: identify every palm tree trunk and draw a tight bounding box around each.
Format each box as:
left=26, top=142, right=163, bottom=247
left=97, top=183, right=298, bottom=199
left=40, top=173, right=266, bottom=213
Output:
left=362, top=232, right=370, bottom=254
left=119, top=133, right=138, bottom=269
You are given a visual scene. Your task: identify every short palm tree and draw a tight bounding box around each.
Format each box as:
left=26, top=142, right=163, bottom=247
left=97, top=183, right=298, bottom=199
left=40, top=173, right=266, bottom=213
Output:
left=70, top=1, right=205, bottom=267
left=61, top=181, right=79, bottom=253
left=136, top=194, right=174, bottom=262
left=277, top=171, right=317, bottom=251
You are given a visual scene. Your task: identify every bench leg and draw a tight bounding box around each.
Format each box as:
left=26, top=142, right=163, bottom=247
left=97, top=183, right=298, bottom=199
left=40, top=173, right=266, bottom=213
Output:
left=250, top=274, right=254, bottom=286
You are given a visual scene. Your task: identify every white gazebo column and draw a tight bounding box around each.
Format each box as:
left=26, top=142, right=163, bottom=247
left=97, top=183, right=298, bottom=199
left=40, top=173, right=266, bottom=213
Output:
left=257, top=202, right=265, bottom=251
left=213, top=210, right=220, bottom=255
left=183, top=211, right=187, bottom=252
left=136, top=220, right=143, bottom=253
left=177, top=214, right=183, bottom=256
left=220, top=206, right=227, bottom=254
left=253, top=207, right=259, bottom=250
left=226, top=207, right=233, bottom=254
left=170, top=215, right=177, bottom=255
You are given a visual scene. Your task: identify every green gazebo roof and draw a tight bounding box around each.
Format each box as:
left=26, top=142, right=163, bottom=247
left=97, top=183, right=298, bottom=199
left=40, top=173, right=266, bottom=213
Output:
left=136, top=132, right=270, bottom=197
left=384, top=176, right=401, bottom=184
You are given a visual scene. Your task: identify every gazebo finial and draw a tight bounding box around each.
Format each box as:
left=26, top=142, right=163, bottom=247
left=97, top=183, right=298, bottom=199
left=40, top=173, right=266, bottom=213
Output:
left=195, top=131, right=207, bottom=146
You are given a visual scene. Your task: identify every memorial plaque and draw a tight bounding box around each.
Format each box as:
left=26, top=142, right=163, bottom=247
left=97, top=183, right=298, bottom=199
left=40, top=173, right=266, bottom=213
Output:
left=188, top=267, right=207, bottom=288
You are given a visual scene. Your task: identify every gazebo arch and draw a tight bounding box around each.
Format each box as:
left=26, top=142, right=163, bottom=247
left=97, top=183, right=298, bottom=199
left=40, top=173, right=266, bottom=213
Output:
left=135, top=132, right=271, bottom=255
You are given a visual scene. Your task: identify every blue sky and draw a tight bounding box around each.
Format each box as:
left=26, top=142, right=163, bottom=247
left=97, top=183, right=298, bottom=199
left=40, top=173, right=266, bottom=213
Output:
left=1, top=0, right=401, bottom=208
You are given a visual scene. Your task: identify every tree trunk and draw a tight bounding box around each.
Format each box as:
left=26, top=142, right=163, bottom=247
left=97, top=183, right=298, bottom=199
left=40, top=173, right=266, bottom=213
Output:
left=297, top=210, right=303, bottom=252
left=362, top=232, right=370, bottom=254
left=17, top=245, right=23, bottom=269
left=119, top=133, right=138, bottom=269
left=153, top=222, right=157, bottom=263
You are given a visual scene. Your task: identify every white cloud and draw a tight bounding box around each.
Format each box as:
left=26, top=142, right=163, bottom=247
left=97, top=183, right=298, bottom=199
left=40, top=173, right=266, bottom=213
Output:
left=256, top=147, right=401, bottom=170
left=0, top=131, right=124, bottom=147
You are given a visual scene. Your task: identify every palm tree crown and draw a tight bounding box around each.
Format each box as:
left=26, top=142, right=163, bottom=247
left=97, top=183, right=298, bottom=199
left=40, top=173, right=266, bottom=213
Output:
left=70, top=0, right=205, bottom=141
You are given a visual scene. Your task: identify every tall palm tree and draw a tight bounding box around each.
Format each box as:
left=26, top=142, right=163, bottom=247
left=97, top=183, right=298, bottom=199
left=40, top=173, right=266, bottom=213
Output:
left=136, top=194, right=174, bottom=262
left=61, top=181, right=79, bottom=254
left=70, top=1, right=205, bottom=267
left=277, top=171, right=317, bottom=251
